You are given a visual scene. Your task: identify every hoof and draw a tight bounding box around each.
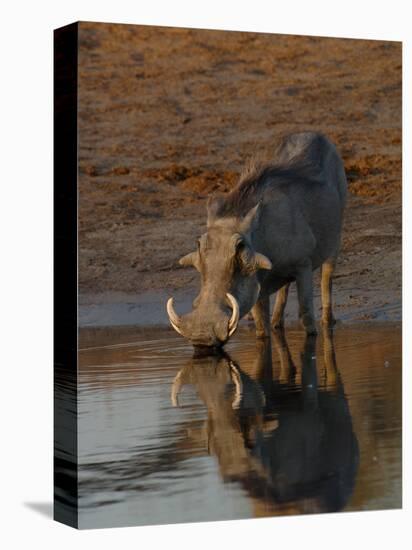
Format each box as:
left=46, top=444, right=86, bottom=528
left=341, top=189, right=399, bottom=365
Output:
left=300, top=316, right=317, bottom=335
left=301, top=320, right=317, bottom=335
left=321, top=317, right=336, bottom=328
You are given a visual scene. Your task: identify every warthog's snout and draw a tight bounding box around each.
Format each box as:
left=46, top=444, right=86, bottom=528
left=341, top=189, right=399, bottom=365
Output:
left=166, top=293, right=240, bottom=348
left=188, top=320, right=229, bottom=348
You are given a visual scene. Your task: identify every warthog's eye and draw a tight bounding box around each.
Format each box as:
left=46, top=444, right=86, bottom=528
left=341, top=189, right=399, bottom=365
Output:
left=235, top=240, right=252, bottom=273
left=236, top=239, right=245, bottom=252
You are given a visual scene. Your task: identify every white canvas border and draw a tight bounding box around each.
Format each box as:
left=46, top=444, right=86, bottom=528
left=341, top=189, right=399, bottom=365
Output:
left=0, top=0, right=409, bottom=548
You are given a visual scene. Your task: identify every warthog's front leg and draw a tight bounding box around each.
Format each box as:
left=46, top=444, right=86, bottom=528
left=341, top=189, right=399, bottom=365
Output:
left=252, top=295, right=271, bottom=339
left=321, top=259, right=337, bottom=327
left=271, top=283, right=290, bottom=330
left=296, top=263, right=317, bottom=335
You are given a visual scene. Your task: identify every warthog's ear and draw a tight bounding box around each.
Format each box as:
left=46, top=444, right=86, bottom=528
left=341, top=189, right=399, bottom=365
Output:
left=207, top=195, right=224, bottom=226
left=254, top=252, right=272, bottom=271
left=240, top=202, right=261, bottom=235
left=179, top=251, right=200, bottom=270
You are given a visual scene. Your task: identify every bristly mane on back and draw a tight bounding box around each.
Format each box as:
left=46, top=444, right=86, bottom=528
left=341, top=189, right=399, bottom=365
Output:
left=215, top=138, right=325, bottom=218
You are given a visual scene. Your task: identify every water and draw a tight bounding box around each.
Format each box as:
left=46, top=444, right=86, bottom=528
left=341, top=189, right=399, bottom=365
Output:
left=78, top=323, right=401, bottom=529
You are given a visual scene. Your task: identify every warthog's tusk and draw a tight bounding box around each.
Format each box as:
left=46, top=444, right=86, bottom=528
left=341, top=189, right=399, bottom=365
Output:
left=226, top=293, right=240, bottom=337
left=167, top=298, right=184, bottom=336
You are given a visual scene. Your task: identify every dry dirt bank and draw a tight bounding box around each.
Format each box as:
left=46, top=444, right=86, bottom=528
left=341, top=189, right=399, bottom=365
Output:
left=77, top=23, right=401, bottom=325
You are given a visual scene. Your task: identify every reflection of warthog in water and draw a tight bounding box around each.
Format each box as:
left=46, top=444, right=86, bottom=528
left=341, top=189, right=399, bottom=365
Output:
left=167, top=132, right=347, bottom=348
left=171, top=329, right=359, bottom=514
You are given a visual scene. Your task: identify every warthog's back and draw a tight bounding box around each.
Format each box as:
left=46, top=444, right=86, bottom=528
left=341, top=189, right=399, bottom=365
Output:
left=214, top=132, right=347, bottom=274
left=273, top=131, right=347, bottom=206
left=216, top=132, right=346, bottom=219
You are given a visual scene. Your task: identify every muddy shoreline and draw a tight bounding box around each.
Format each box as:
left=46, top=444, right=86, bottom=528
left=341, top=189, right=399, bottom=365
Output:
left=79, top=286, right=401, bottom=327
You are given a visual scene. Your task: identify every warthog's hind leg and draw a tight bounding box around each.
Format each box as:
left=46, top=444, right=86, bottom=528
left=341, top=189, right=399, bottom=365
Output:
left=252, top=295, right=271, bottom=339
left=296, top=263, right=317, bottom=335
left=321, top=259, right=337, bottom=328
left=271, top=283, right=290, bottom=330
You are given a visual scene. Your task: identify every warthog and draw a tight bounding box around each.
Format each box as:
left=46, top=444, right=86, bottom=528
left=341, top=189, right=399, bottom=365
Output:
left=167, top=132, right=347, bottom=347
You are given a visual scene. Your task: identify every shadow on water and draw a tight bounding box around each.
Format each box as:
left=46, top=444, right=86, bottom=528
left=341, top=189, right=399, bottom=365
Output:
left=171, top=327, right=359, bottom=515
left=77, top=323, right=401, bottom=528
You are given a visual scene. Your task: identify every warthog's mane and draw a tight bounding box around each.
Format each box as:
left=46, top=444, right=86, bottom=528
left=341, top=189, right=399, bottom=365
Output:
left=216, top=135, right=325, bottom=218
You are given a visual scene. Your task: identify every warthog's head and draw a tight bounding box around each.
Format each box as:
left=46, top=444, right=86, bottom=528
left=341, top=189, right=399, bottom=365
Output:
left=167, top=198, right=272, bottom=348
